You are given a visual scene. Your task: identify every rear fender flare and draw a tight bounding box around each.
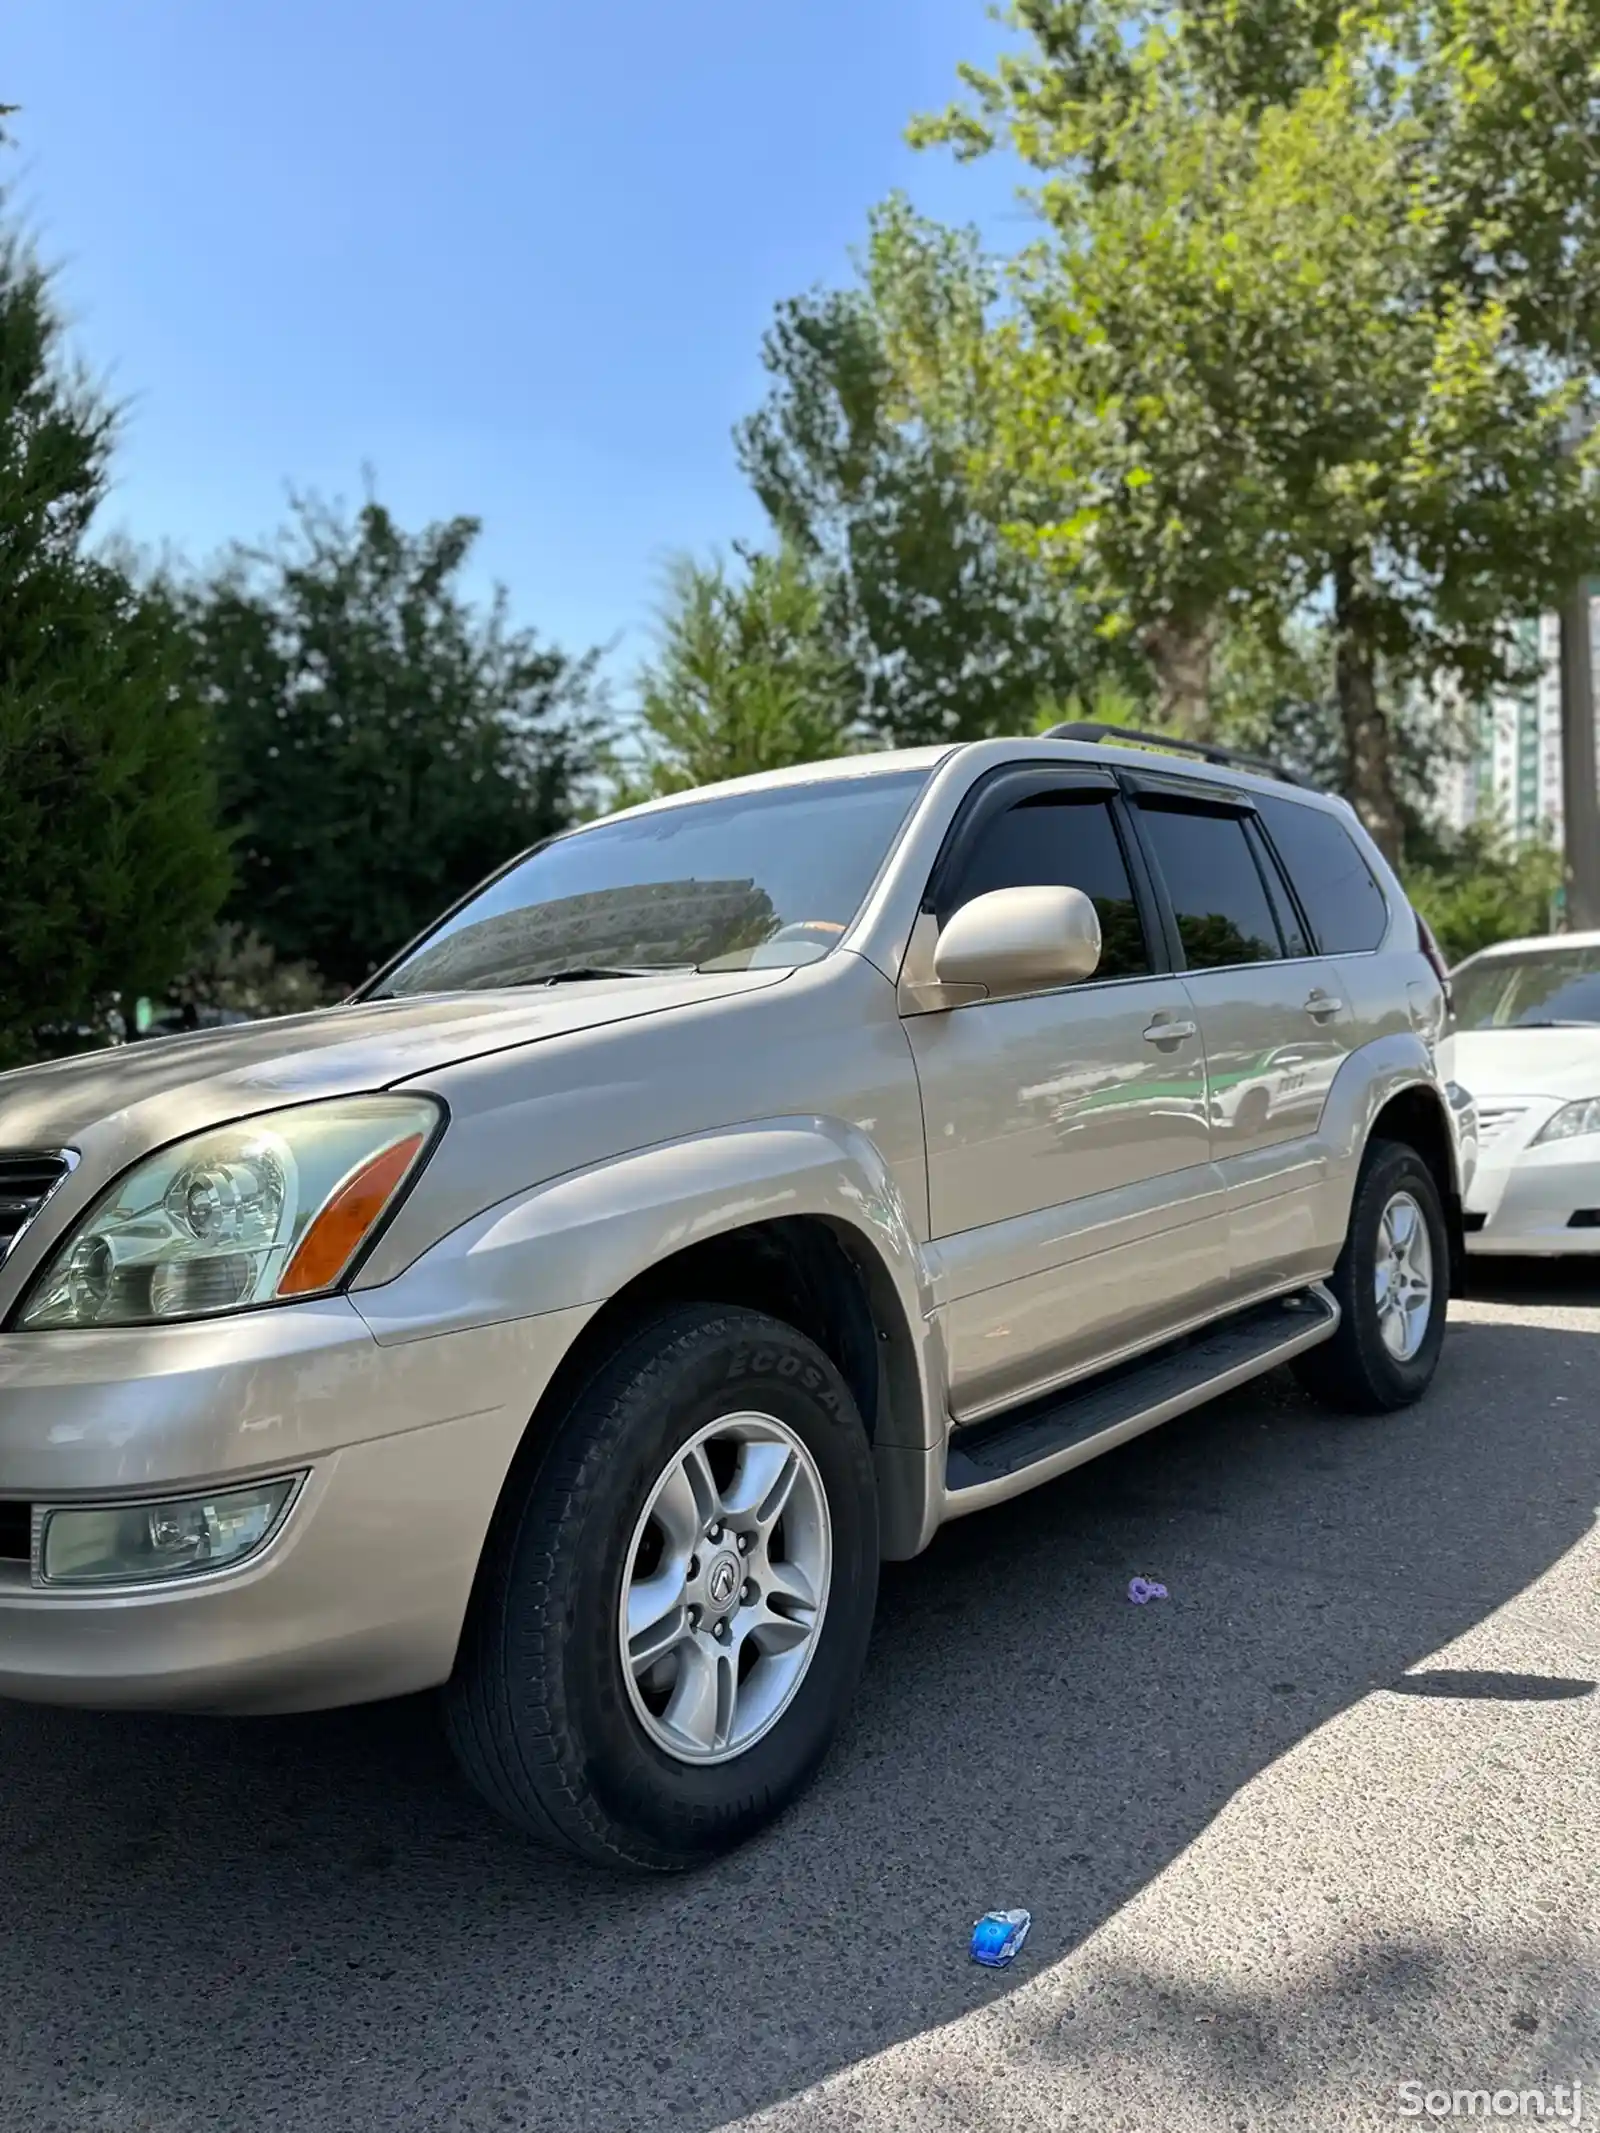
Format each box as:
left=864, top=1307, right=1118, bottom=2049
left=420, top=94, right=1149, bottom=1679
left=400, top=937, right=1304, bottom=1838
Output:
left=1315, top=1035, right=1461, bottom=1253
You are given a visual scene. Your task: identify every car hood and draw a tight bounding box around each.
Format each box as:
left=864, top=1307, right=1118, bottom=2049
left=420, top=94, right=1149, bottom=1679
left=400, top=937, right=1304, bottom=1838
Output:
left=1441, top=1025, right=1600, bottom=1102
left=0, top=971, right=790, bottom=1172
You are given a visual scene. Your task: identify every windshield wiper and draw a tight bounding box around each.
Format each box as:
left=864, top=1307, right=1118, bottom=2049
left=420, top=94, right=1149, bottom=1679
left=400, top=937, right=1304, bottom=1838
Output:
left=524, top=965, right=695, bottom=986
left=1506, top=1019, right=1600, bottom=1029
left=364, top=964, right=694, bottom=1002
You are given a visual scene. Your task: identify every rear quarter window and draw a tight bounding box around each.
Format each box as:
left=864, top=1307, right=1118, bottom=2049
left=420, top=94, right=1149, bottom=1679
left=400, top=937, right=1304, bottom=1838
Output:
left=1256, top=796, right=1390, bottom=954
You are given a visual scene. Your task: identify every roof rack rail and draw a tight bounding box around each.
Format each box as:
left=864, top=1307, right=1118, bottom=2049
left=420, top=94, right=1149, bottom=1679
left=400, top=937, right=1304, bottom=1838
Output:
left=1041, top=720, right=1319, bottom=791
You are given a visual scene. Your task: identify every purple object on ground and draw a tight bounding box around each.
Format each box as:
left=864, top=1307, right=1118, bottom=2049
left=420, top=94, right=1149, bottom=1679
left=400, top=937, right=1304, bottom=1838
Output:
left=1127, top=1577, right=1169, bottom=1603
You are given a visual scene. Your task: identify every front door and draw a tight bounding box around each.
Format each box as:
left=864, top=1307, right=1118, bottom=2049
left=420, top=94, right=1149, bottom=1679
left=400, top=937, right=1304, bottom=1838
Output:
left=903, top=769, right=1228, bottom=1421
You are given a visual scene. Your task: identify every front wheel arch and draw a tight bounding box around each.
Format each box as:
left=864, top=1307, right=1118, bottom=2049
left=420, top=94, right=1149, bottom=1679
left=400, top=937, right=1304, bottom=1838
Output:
left=454, top=1211, right=936, bottom=1675
left=443, top=1302, right=881, bottom=1867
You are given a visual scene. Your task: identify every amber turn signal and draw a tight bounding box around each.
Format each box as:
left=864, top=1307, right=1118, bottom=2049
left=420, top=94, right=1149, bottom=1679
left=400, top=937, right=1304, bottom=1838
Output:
left=278, top=1132, right=427, bottom=1296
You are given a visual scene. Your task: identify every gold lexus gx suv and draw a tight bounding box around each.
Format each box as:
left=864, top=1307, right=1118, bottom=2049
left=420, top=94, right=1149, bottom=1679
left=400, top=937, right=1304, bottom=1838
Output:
left=0, top=726, right=1464, bottom=1868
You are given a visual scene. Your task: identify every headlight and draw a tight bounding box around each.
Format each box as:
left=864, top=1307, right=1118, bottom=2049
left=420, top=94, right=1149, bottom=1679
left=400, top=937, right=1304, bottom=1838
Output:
left=38, top=1477, right=300, bottom=1586
left=18, top=1094, right=440, bottom=1329
left=1532, top=1097, right=1600, bottom=1146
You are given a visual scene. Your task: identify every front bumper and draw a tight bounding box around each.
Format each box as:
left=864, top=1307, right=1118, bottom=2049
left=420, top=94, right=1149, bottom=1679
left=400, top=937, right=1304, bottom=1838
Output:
left=1463, top=1123, right=1600, bottom=1257
left=0, top=1296, right=592, bottom=1712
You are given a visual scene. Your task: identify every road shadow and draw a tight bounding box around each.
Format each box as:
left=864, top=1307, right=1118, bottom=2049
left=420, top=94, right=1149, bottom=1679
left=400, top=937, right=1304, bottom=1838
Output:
left=0, top=1310, right=1595, bottom=2133
left=1463, top=1254, right=1600, bottom=1309
left=791, top=1931, right=1600, bottom=2133
left=1388, top=1669, right=1594, bottom=1700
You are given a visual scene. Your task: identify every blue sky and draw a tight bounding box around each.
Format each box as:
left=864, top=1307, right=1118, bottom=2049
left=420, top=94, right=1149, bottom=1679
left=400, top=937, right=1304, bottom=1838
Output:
left=10, top=0, right=1023, bottom=694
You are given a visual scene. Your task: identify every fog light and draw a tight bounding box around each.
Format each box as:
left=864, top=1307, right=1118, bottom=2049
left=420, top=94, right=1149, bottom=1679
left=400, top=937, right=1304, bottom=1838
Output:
left=39, top=1477, right=300, bottom=1587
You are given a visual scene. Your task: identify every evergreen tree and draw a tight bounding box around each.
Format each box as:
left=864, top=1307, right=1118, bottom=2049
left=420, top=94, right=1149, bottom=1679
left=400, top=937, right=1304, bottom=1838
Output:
left=623, top=544, right=857, bottom=798
left=0, top=143, right=228, bottom=1066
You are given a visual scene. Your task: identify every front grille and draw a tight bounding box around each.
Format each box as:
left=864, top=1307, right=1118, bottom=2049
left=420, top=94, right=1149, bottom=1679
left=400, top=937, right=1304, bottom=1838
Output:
left=1474, top=1102, right=1533, bottom=1150
left=0, top=1502, right=31, bottom=1563
left=0, top=1152, right=71, bottom=1263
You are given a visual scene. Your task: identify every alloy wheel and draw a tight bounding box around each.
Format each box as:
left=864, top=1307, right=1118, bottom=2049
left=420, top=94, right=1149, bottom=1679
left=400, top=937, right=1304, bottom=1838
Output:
left=619, top=1413, right=832, bottom=1765
left=1374, top=1189, right=1435, bottom=1361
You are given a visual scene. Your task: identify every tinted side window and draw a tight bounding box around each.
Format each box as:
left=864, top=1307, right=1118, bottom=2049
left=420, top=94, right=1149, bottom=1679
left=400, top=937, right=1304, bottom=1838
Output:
left=946, top=791, right=1151, bottom=979
left=1137, top=804, right=1283, bottom=969
left=1247, top=819, right=1311, bottom=958
left=1256, top=796, right=1389, bottom=953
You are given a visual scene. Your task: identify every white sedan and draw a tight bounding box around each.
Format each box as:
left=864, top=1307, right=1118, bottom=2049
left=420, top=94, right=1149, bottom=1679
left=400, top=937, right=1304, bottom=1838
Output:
left=1443, top=929, right=1600, bottom=1256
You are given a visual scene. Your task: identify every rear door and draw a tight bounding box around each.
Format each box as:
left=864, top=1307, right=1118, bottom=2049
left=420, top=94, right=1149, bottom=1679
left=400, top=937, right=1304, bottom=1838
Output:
left=903, top=764, right=1228, bottom=1420
left=1124, top=778, right=1356, bottom=1300
left=1254, top=790, right=1401, bottom=1049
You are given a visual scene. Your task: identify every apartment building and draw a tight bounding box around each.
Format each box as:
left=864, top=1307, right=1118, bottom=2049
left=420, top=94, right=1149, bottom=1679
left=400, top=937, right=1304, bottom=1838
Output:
left=1436, top=600, right=1600, bottom=842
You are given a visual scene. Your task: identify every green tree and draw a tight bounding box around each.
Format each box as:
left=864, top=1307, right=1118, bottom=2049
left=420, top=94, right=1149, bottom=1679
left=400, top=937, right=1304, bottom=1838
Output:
left=181, top=491, right=603, bottom=992
left=621, top=544, right=856, bottom=798
left=1205, top=614, right=1476, bottom=822
left=909, top=3, right=1592, bottom=861
left=0, top=191, right=228, bottom=1066
left=1404, top=819, right=1562, bottom=966
left=737, top=201, right=1127, bottom=746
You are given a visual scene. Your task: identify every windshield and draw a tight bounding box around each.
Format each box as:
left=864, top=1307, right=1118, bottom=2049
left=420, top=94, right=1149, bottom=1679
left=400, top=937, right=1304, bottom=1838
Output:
left=368, top=768, right=931, bottom=997
left=1452, top=945, right=1600, bottom=1029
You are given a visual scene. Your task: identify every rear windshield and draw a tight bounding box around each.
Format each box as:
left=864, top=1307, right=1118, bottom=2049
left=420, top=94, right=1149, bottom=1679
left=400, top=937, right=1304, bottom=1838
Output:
left=1452, top=946, right=1600, bottom=1029
left=368, top=768, right=930, bottom=996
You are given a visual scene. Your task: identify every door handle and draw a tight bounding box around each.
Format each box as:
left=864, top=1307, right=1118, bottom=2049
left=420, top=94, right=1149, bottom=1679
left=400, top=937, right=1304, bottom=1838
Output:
left=1143, top=1016, right=1197, bottom=1045
left=1304, top=991, right=1344, bottom=1020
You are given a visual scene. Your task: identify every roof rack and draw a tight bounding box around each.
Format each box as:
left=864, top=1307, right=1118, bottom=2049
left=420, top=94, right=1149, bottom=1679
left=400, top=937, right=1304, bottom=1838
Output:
left=1041, top=720, right=1319, bottom=791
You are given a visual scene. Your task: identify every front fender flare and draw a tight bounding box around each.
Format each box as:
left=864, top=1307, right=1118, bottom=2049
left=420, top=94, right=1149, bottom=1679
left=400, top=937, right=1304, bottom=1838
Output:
left=348, top=1117, right=950, bottom=1556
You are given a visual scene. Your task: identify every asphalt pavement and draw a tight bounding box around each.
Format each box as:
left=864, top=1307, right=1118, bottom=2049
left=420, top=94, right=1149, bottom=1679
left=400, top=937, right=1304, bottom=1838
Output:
left=2, top=1265, right=1596, bottom=2133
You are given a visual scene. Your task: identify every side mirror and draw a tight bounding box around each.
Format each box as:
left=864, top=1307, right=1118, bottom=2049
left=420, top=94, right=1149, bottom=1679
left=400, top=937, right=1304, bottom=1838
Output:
left=931, top=884, right=1102, bottom=997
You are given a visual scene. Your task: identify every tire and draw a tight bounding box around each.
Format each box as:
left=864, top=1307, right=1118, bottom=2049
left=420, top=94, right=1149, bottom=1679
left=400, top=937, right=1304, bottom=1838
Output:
left=1295, top=1137, right=1449, bottom=1414
left=444, top=1303, right=880, bottom=1871
left=1235, top=1086, right=1270, bottom=1139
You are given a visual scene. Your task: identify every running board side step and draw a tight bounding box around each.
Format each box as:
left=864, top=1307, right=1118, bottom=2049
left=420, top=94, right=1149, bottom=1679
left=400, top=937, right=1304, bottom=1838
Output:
left=940, top=1286, right=1339, bottom=1521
